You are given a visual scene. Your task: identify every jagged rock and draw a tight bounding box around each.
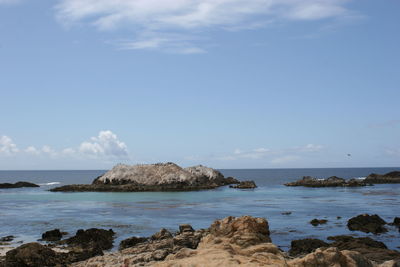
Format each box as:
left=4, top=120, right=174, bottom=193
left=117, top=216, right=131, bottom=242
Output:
left=4, top=243, right=61, bottom=267
left=41, top=229, right=63, bottom=241
left=179, top=224, right=194, bottom=234
left=288, top=247, right=374, bottom=267
left=347, top=214, right=387, bottom=234
left=119, top=237, right=148, bottom=250
left=391, top=217, right=400, bottom=227
left=65, top=228, right=115, bottom=250
left=0, top=182, right=39, bottom=189
left=285, top=176, right=368, bottom=187
left=289, top=238, right=329, bottom=256
left=328, top=235, right=400, bottom=264
left=365, top=171, right=400, bottom=184
left=51, top=163, right=240, bottom=192
left=229, top=180, right=257, bottom=189
left=310, top=219, right=328, bottom=226
left=151, top=229, right=173, bottom=241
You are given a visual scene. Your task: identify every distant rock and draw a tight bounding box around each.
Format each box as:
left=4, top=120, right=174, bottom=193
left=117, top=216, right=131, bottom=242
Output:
left=285, top=176, right=369, bottom=187
left=51, top=163, right=240, bottom=192
left=310, top=219, right=328, bottom=226
left=365, top=171, right=400, bottom=184
left=0, top=181, right=39, bottom=189
left=347, top=214, right=387, bottom=234
left=229, top=180, right=257, bottom=189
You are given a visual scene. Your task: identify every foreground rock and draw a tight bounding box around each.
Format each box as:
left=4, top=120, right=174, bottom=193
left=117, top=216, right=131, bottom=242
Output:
left=328, top=235, right=400, bottom=264
left=51, top=163, right=240, bottom=192
left=365, top=171, right=400, bottom=184
left=289, top=238, right=329, bottom=256
left=63, top=228, right=115, bottom=251
left=347, top=214, right=387, bottom=234
left=0, top=181, right=39, bottom=189
left=229, top=180, right=257, bottom=189
left=70, top=216, right=396, bottom=267
left=285, top=176, right=369, bottom=187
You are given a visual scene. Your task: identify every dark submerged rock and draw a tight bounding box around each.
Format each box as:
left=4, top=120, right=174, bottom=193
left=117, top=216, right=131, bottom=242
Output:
left=364, top=171, right=400, bottom=184
left=229, top=180, right=257, bottom=189
left=289, top=238, right=329, bottom=256
left=285, top=176, right=368, bottom=187
left=347, top=214, right=387, bottom=234
left=0, top=236, right=14, bottom=242
left=327, top=235, right=400, bottom=264
left=0, top=181, right=39, bottom=189
left=310, top=219, right=328, bottom=226
left=41, top=229, right=63, bottom=242
left=65, top=228, right=115, bottom=250
left=179, top=224, right=195, bottom=234
left=4, top=243, right=60, bottom=267
left=119, top=236, right=148, bottom=250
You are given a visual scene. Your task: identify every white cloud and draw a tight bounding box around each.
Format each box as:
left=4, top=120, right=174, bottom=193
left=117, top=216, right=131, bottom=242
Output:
left=55, top=0, right=355, bottom=52
left=79, top=130, right=128, bottom=159
left=0, top=136, right=19, bottom=154
left=25, top=146, right=41, bottom=155
left=270, top=155, right=300, bottom=164
left=41, top=145, right=58, bottom=157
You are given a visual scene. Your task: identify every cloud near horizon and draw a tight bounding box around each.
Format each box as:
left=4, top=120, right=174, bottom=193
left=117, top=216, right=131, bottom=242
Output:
left=0, top=130, right=129, bottom=161
left=55, top=0, right=356, bottom=53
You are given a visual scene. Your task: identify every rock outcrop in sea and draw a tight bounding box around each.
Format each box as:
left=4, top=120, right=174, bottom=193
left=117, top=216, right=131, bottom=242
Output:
left=284, top=176, right=370, bottom=187
left=0, top=181, right=39, bottom=189
left=51, top=163, right=240, bottom=192
left=364, top=171, right=400, bottom=184
left=347, top=214, right=388, bottom=234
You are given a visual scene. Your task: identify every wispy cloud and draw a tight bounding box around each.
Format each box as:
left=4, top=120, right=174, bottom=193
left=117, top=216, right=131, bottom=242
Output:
left=0, top=130, right=129, bottom=161
left=187, top=143, right=323, bottom=164
left=0, top=136, right=19, bottom=155
left=55, top=0, right=357, bottom=53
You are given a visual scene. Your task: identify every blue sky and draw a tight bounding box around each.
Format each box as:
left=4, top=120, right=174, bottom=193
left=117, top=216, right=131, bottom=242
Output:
left=0, top=0, right=399, bottom=170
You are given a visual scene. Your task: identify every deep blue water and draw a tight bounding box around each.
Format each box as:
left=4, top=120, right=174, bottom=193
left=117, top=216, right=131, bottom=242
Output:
left=0, top=167, right=399, bottom=251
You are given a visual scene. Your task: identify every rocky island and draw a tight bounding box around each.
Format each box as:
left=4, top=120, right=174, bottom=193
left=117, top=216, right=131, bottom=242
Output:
left=364, top=171, right=400, bottom=184
left=284, top=176, right=370, bottom=187
left=51, top=163, right=241, bottom=192
left=0, top=181, right=39, bottom=189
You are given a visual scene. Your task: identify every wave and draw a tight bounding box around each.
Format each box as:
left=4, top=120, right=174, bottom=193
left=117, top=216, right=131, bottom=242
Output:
left=38, top=182, right=61, bottom=186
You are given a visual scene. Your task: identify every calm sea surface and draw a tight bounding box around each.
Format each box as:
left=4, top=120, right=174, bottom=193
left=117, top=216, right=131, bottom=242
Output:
left=0, top=168, right=399, bottom=251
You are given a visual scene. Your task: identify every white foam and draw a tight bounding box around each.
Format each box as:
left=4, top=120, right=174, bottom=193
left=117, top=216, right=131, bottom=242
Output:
left=38, top=182, right=61, bottom=186
left=354, top=177, right=366, bottom=180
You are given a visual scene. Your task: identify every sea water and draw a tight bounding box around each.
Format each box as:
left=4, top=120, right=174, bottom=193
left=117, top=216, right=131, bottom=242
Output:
left=0, top=168, right=399, bottom=251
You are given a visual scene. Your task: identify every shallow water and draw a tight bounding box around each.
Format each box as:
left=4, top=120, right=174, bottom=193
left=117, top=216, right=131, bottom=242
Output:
left=0, top=168, right=399, bottom=251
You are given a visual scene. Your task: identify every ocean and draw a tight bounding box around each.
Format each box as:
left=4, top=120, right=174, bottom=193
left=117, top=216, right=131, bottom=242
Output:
left=0, top=167, right=399, bottom=251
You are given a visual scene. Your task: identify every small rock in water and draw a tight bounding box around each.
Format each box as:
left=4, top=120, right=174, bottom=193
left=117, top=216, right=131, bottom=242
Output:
left=310, top=219, right=328, bottom=226
left=0, top=236, right=14, bottom=242
left=347, top=214, right=387, bottom=234
left=229, top=180, right=257, bottom=189
left=282, top=212, right=292, bottom=215
left=41, top=229, right=63, bottom=241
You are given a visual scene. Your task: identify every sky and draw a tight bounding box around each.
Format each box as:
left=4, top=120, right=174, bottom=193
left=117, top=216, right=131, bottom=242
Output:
left=0, top=0, right=399, bottom=170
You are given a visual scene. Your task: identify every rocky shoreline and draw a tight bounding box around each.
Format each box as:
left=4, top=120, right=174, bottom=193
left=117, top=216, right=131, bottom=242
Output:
left=1, top=214, right=399, bottom=267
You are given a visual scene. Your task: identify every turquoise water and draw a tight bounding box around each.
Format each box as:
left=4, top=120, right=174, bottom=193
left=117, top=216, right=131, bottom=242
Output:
left=0, top=168, right=399, bottom=251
